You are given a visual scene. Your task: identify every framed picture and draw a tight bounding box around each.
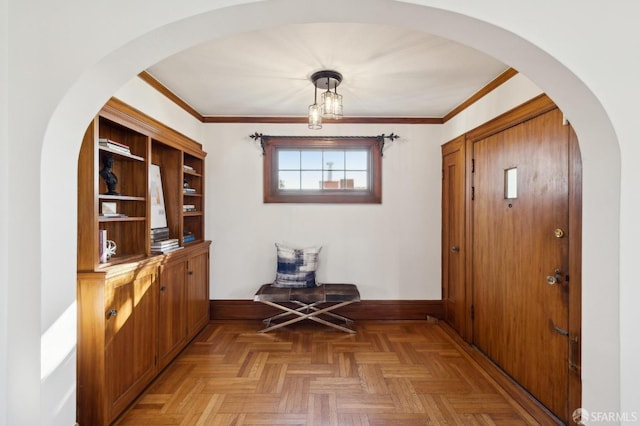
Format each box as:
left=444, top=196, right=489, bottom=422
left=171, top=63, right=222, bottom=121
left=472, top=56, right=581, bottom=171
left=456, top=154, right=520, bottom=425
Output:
left=149, top=164, right=168, bottom=229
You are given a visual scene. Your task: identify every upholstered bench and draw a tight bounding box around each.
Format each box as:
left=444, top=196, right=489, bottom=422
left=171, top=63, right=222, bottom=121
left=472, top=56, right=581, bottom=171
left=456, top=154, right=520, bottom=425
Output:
left=253, top=283, right=361, bottom=333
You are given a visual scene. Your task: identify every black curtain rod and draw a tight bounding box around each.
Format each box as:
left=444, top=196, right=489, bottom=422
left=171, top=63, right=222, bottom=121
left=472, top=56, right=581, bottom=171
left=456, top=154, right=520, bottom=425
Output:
left=249, top=133, right=399, bottom=156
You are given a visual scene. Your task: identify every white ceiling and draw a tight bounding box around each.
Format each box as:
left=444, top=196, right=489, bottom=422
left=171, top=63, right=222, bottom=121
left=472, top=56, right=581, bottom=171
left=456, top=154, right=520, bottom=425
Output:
left=146, top=23, right=509, bottom=118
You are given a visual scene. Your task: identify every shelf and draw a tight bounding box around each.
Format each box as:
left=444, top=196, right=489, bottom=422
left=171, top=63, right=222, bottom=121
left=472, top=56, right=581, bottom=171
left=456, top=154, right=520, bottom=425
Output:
left=98, top=216, right=146, bottom=223
left=183, top=239, right=203, bottom=247
left=95, top=253, right=147, bottom=269
left=79, top=99, right=207, bottom=272
left=99, top=146, right=145, bottom=162
left=99, top=194, right=146, bottom=201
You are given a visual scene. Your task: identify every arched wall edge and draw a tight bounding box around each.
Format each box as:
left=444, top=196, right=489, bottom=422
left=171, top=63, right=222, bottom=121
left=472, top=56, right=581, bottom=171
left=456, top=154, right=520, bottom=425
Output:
left=36, top=0, right=623, bottom=423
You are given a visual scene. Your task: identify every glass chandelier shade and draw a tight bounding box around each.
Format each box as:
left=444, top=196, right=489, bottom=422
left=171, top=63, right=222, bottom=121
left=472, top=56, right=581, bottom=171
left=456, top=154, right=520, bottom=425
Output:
left=308, top=104, right=322, bottom=129
left=308, top=86, right=322, bottom=129
left=333, top=90, right=343, bottom=119
left=308, top=70, right=343, bottom=129
left=321, top=82, right=336, bottom=119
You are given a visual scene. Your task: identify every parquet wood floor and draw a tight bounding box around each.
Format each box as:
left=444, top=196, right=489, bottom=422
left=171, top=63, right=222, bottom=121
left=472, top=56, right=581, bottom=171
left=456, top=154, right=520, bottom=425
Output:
left=116, top=320, right=559, bottom=425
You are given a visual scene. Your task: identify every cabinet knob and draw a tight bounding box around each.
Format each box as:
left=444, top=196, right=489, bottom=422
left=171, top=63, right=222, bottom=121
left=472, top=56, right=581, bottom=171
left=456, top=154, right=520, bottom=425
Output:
left=160, top=286, right=166, bottom=292
left=188, top=271, right=193, bottom=276
left=107, top=309, right=118, bottom=318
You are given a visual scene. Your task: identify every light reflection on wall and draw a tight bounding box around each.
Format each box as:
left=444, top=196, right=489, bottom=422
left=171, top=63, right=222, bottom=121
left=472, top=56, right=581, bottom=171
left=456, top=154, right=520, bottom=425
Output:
left=41, top=301, right=77, bottom=381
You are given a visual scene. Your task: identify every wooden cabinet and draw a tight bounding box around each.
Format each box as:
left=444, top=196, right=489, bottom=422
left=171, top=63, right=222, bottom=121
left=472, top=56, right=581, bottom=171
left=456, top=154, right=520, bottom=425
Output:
left=77, top=98, right=211, bottom=425
left=157, top=243, right=210, bottom=370
left=157, top=257, right=188, bottom=370
left=77, top=261, right=160, bottom=425
left=186, top=245, right=210, bottom=339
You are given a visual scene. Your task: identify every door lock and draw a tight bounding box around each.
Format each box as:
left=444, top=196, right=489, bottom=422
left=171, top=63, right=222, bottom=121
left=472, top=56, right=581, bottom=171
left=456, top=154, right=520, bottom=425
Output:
left=546, top=269, right=563, bottom=285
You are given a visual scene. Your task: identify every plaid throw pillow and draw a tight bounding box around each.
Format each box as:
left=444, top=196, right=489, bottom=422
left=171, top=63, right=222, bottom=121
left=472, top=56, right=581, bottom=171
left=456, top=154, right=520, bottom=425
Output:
left=273, top=243, right=321, bottom=288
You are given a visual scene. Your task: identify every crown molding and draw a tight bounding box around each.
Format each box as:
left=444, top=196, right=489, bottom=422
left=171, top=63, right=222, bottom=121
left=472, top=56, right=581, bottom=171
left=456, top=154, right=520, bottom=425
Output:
left=442, top=67, right=519, bottom=123
left=138, top=68, right=517, bottom=125
left=138, top=71, right=204, bottom=121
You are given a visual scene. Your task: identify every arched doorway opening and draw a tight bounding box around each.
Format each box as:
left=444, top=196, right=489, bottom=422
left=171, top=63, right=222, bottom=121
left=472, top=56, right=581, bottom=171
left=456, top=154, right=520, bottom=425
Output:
left=36, top=0, right=620, bottom=423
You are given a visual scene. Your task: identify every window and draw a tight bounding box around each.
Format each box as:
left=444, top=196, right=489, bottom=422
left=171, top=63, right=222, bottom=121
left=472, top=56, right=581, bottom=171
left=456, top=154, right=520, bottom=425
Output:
left=263, top=136, right=382, bottom=203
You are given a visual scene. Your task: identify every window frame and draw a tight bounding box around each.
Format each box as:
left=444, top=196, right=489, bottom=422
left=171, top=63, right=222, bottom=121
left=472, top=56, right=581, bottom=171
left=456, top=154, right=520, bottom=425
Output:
left=263, top=136, right=382, bottom=204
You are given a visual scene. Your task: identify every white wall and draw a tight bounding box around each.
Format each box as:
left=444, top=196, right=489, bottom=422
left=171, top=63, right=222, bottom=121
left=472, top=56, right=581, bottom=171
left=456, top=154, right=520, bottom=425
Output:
left=441, top=73, right=543, bottom=141
left=204, top=123, right=443, bottom=300
left=113, top=77, right=204, bottom=143
left=4, top=0, right=638, bottom=424
left=0, top=0, right=9, bottom=423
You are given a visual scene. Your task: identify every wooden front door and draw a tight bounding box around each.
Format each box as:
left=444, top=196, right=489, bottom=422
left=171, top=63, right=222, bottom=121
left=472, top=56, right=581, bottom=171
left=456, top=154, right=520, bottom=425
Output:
left=472, top=107, right=571, bottom=421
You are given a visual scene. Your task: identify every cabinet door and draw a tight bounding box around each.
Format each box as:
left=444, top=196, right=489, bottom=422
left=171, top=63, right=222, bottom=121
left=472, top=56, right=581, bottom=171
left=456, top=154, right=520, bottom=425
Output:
left=186, top=249, right=209, bottom=339
left=158, top=260, right=187, bottom=369
left=105, top=270, right=158, bottom=422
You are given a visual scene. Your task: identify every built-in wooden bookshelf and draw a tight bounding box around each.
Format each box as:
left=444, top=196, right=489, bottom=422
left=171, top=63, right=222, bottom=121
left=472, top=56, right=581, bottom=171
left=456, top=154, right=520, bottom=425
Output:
left=78, top=99, right=208, bottom=270
left=182, top=153, right=204, bottom=245
left=77, top=98, right=210, bottom=425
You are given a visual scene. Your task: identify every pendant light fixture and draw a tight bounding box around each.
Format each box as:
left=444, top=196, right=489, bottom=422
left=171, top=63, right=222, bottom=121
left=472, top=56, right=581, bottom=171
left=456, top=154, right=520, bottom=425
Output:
left=308, top=70, right=343, bottom=129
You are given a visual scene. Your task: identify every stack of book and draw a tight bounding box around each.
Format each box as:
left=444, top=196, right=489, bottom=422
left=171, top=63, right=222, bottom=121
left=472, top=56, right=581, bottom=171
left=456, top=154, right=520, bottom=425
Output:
left=99, top=138, right=131, bottom=155
left=182, top=231, right=195, bottom=244
left=150, top=227, right=170, bottom=243
left=151, top=238, right=181, bottom=254
left=183, top=164, right=196, bottom=173
left=183, top=204, right=196, bottom=212
left=183, top=187, right=196, bottom=194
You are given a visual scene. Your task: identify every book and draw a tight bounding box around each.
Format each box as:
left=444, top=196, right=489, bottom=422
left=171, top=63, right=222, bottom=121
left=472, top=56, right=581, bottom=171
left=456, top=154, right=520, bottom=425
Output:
left=99, top=138, right=131, bottom=155
left=151, top=226, right=169, bottom=233
left=151, top=242, right=180, bottom=250
left=150, top=227, right=170, bottom=243
left=183, top=164, right=196, bottom=172
left=182, top=234, right=195, bottom=243
left=100, top=213, right=128, bottom=218
left=183, top=188, right=196, bottom=193
left=151, top=238, right=179, bottom=249
left=99, top=230, right=107, bottom=264
left=151, top=238, right=179, bottom=245
left=99, top=138, right=130, bottom=150
left=152, top=246, right=184, bottom=254
left=100, top=143, right=131, bottom=155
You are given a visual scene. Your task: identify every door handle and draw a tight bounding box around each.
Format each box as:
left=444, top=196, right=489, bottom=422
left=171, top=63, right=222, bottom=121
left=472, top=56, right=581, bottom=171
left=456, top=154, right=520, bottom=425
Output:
left=546, top=268, right=563, bottom=285
left=451, top=246, right=460, bottom=253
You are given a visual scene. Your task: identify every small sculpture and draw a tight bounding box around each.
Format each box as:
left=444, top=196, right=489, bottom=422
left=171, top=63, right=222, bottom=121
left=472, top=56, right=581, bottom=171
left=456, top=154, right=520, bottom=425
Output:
left=105, top=240, right=117, bottom=260
left=99, top=154, right=119, bottom=195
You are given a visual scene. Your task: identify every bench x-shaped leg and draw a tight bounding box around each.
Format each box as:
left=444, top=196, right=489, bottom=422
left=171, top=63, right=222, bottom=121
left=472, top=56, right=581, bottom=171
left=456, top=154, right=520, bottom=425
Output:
left=261, top=301, right=323, bottom=325
left=257, top=300, right=357, bottom=333
left=262, top=301, right=355, bottom=326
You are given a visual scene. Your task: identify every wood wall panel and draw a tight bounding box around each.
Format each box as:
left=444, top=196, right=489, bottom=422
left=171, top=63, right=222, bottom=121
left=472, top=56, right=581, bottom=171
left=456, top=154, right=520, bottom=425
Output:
left=210, top=299, right=444, bottom=321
